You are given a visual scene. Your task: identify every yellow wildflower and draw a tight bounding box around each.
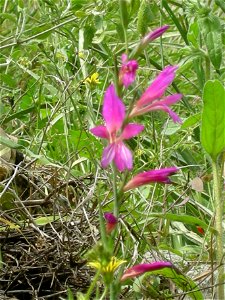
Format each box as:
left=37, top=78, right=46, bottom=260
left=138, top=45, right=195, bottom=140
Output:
left=88, top=256, right=126, bottom=274
left=84, top=72, right=100, bottom=85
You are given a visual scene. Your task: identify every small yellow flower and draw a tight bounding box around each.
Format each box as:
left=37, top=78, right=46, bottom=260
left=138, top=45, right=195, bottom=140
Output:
left=84, top=72, right=100, bottom=85
left=78, top=51, right=85, bottom=59
left=88, top=256, right=126, bottom=274
left=135, top=149, right=144, bottom=157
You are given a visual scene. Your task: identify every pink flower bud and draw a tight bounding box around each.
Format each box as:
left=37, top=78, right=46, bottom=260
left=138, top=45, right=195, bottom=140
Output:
left=142, top=25, right=170, bottom=45
left=123, top=167, right=178, bottom=191
left=121, top=261, right=173, bottom=281
left=119, top=54, right=138, bottom=88
left=104, top=212, right=118, bottom=234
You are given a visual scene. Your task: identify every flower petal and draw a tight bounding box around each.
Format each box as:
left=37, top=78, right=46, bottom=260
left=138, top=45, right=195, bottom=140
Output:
left=121, top=53, right=128, bottom=64
left=123, top=167, right=178, bottom=191
left=129, top=94, right=182, bottom=121
left=90, top=125, right=109, bottom=139
left=114, top=142, right=133, bottom=172
left=158, top=94, right=183, bottom=106
left=104, top=212, right=118, bottom=225
left=103, top=84, right=126, bottom=134
left=150, top=105, right=182, bottom=123
left=104, top=212, right=118, bottom=234
left=121, top=261, right=173, bottom=281
left=145, top=25, right=170, bottom=42
left=101, top=143, right=116, bottom=168
left=161, top=106, right=182, bottom=123
left=121, top=123, right=145, bottom=140
left=136, top=66, right=178, bottom=107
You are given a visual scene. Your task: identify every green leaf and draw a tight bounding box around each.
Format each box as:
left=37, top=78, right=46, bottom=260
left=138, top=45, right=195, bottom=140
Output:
left=0, top=74, right=16, bottom=88
left=0, top=136, right=22, bottom=149
left=162, top=0, right=188, bottom=44
left=138, top=267, right=204, bottom=300
left=198, top=14, right=222, bottom=70
left=67, top=288, right=75, bottom=300
left=215, top=0, right=225, bottom=12
left=83, top=25, right=95, bottom=49
left=137, top=0, right=154, bottom=36
left=181, top=113, right=201, bottom=130
left=201, top=80, right=225, bottom=161
left=205, top=32, right=222, bottom=70
left=163, top=120, right=181, bottom=135
left=119, top=0, right=129, bottom=29
left=148, top=213, right=214, bottom=232
left=187, top=22, right=199, bottom=48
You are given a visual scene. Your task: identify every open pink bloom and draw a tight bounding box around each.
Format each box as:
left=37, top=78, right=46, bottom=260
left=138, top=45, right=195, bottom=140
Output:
left=123, top=167, right=178, bottom=191
left=143, top=25, right=170, bottom=44
left=104, top=212, right=118, bottom=234
left=121, top=261, right=173, bottom=281
left=90, top=84, right=144, bottom=171
left=119, top=54, right=138, bottom=87
left=129, top=66, right=182, bottom=123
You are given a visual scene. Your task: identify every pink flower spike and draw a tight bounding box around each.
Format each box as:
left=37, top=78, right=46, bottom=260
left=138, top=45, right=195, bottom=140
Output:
left=137, top=66, right=178, bottom=107
left=103, top=84, right=126, bottom=134
left=119, top=54, right=138, bottom=88
left=144, top=25, right=170, bottom=43
left=121, top=261, right=173, bottom=281
left=123, top=167, right=178, bottom=191
left=104, top=212, right=118, bottom=234
left=90, top=84, right=144, bottom=172
left=121, top=124, right=145, bottom=140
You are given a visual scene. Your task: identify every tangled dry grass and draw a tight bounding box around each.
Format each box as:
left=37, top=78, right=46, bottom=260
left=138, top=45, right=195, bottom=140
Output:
left=0, top=157, right=98, bottom=299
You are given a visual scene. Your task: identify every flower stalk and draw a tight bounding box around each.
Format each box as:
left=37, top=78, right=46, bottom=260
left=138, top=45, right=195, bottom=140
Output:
left=212, top=159, right=224, bottom=299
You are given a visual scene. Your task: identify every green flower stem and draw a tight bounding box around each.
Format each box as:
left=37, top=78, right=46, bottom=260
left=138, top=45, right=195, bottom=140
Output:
left=212, top=159, right=224, bottom=299
left=112, top=164, right=119, bottom=218
left=98, top=200, right=107, bottom=248
left=205, top=56, right=211, bottom=81
left=109, top=282, right=118, bottom=300
left=84, top=270, right=101, bottom=300
left=113, top=55, right=122, bottom=98
left=99, top=287, right=108, bottom=300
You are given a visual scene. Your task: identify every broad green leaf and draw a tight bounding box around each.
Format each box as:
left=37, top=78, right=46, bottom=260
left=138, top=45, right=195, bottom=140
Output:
left=135, top=267, right=203, bottom=300
left=201, top=80, right=225, bottom=161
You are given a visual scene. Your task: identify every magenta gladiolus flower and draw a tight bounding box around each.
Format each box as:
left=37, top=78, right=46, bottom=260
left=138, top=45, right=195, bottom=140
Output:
left=129, top=66, right=182, bottom=123
left=119, top=54, right=138, bottom=88
left=143, top=25, right=170, bottom=44
left=90, top=84, right=144, bottom=171
left=121, top=261, right=173, bottom=281
left=104, top=212, right=118, bottom=233
left=123, top=167, right=178, bottom=191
